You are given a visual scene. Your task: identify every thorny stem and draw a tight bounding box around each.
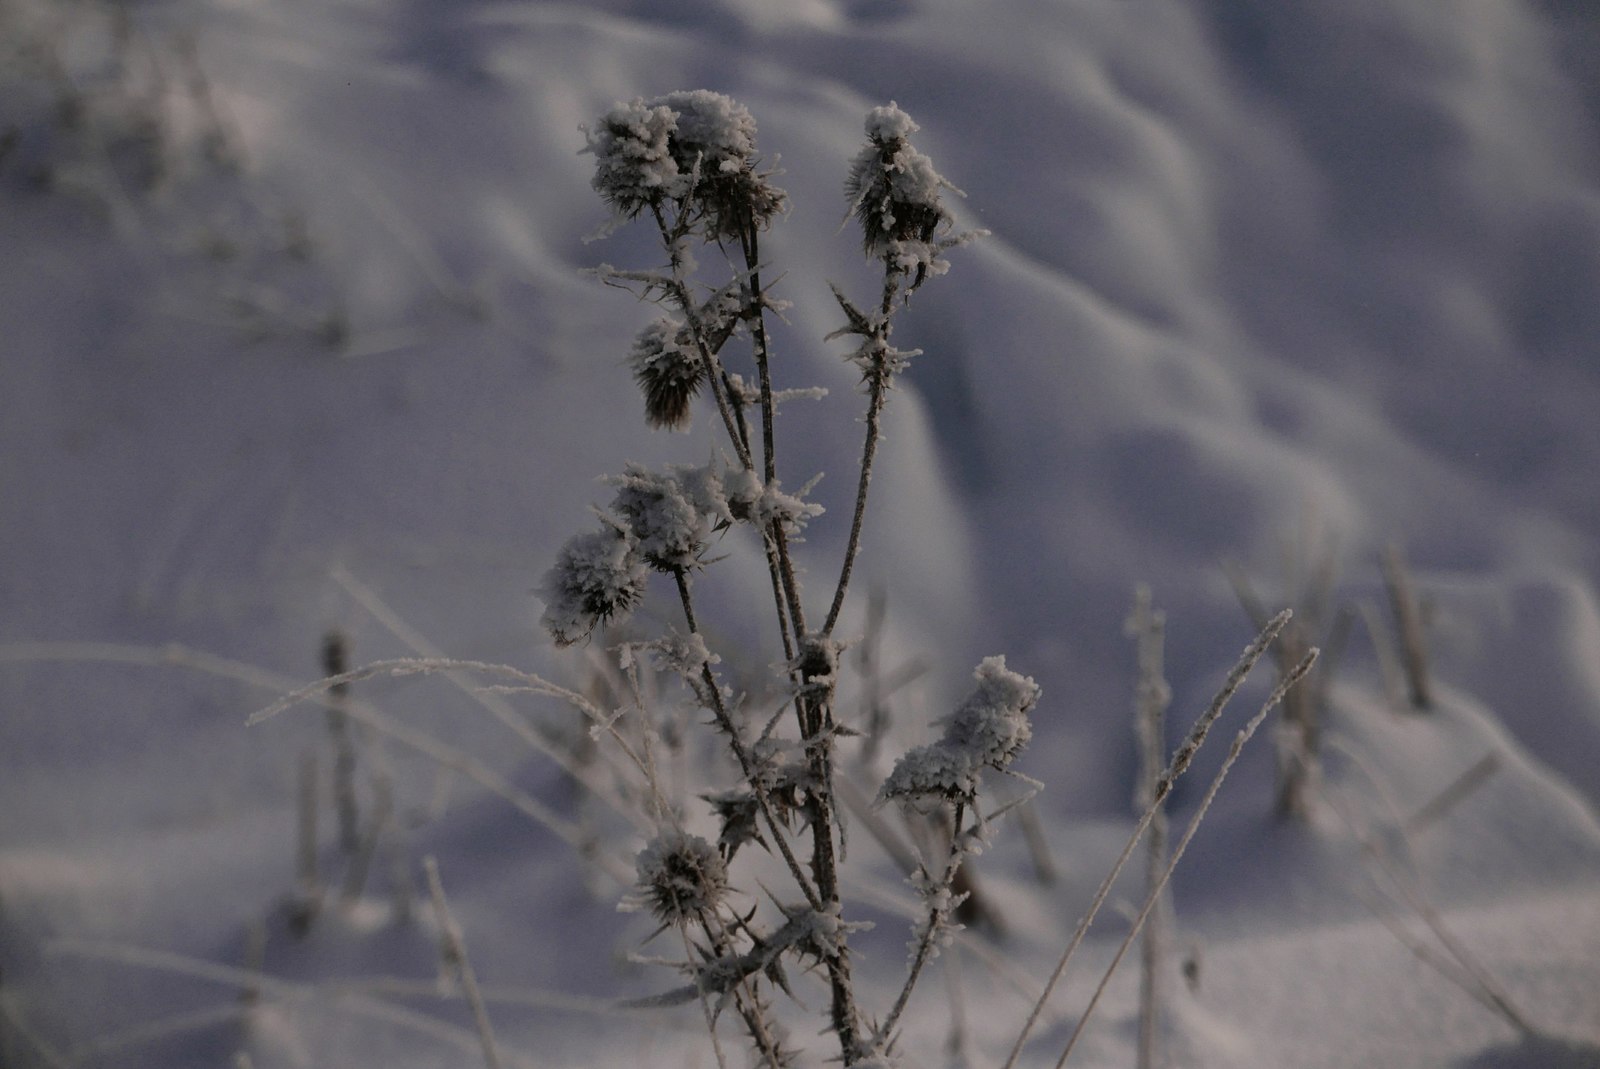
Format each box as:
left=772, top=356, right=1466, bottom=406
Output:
left=672, top=570, right=823, bottom=911
left=699, top=908, right=789, bottom=1069
left=738, top=218, right=863, bottom=1063
left=1001, top=610, right=1292, bottom=1069
left=876, top=799, right=968, bottom=1046
left=651, top=200, right=864, bottom=1061
left=823, top=268, right=902, bottom=637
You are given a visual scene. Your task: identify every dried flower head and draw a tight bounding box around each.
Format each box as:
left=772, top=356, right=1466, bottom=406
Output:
left=539, top=521, right=647, bottom=646
left=629, top=829, right=729, bottom=925
left=845, top=102, right=960, bottom=287
left=878, top=656, right=1040, bottom=803
left=945, top=655, right=1040, bottom=770
left=587, top=98, right=681, bottom=221
left=657, top=89, right=786, bottom=238
left=606, top=462, right=732, bottom=572
left=608, top=465, right=712, bottom=571
left=628, top=316, right=705, bottom=431
left=587, top=91, right=785, bottom=238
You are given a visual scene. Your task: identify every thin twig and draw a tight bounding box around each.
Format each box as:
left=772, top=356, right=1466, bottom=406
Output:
left=875, top=800, right=969, bottom=1046
left=1000, top=610, right=1290, bottom=1069
left=424, top=857, right=504, bottom=1069
left=1053, top=650, right=1320, bottom=1068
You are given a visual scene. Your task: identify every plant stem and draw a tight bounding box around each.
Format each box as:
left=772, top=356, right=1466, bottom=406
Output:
left=824, top=268, right=901, bottom=636
left=877, top=800, right=968, bottom=1045
left=1001, top=610, right=1291, bottom=1069
left=1053, top=650, right=1319, bottom=1068
left=672, top=571, right=823, bottom=910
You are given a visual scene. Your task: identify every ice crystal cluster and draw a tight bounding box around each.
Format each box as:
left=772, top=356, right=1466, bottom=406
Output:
left=879, top=656, right=1041, bottom=802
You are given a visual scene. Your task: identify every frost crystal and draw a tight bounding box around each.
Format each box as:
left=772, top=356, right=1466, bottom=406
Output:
left=539, top=522, right=647, bottom=646
left=722, top=467, right=824, bottom=534
left=627, top=829, right=729, bottom=925
left=879, top=656, right=1040, bottom=803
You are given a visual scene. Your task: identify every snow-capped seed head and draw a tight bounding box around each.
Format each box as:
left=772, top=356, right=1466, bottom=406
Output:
left=539, top=522, right=647, bottom=647
left=606, top=463, right=732, bottom=572
left=631, top=829, right=729, bottom=925
left=943, top=655, right=1041, bottom=772
left=586, top=91, right=785, bottom=236
left=658, top=90, right=787, bottom=238
left=878, top=740, right=978, bottom=803
left=608, top=464, right=711, bottom=572
left=878, top=656, right=1040, bottom=804
left=628, top=317, right=704, bottom=431
left=863, top=103, right=919, bottom=143
left=845, top=101, right=953, bottom=264
left=587, top=99, right=681, bottom=220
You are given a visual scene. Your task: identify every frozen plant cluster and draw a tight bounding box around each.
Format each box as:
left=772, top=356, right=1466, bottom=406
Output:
left=532, top=91, right=1309, bottom=1069
left=544, top=89, right=1018, bottom=1067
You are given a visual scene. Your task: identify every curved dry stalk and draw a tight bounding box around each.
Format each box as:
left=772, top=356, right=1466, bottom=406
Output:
left=44, top=940, right=539, bottom=1069
left=0, top=641, right=635, bottom=879
left=1052, top=650, right=1319, bottom=1069
left=1000, top=610, right=1291, bottom=1069
left=328, top=564, right=651, bottom=822
left=424, top=857, right=505, bottom=1069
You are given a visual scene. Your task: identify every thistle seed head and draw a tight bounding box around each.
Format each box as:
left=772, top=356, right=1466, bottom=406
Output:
left=632, top=829, right=729, bottom=925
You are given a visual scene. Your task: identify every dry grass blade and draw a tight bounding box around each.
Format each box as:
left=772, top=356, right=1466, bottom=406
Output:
left=1000, top=610, right=1290, bottom=1069
left=1052, top=649, right=1319, bottom=1068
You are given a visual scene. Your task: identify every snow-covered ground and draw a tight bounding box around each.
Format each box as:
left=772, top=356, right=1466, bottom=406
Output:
left=4, top=0, right=1600, bottom=1066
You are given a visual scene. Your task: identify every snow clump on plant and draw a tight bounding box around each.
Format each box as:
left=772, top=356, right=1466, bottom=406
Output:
left=539, top=521, right=648, bottom=646
left=879, top=656, right=1041, bottom=803
left=844, top=102, right=959, bottom=284
left=586, top=90, right=785, bottom=237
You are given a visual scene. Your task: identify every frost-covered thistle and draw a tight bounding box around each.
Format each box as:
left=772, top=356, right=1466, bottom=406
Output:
left=587, top=91, right=785, bottom=238
left=607, top=463, right=729, bottom=572
left=555, top=91, right=995, bottom=1067
left=628, top=829, right=730, bottom=926
left=539, top=522, right=647, bottom=646
left=844, top=103, right=958, bottom=286
left=628, top=316, right=705, bottom=431
left=879, top=657, right=1041, bottom=803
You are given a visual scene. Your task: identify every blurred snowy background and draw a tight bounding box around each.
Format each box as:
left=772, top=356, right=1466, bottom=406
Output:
left=3, top=0, right=1599, bottom=1066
